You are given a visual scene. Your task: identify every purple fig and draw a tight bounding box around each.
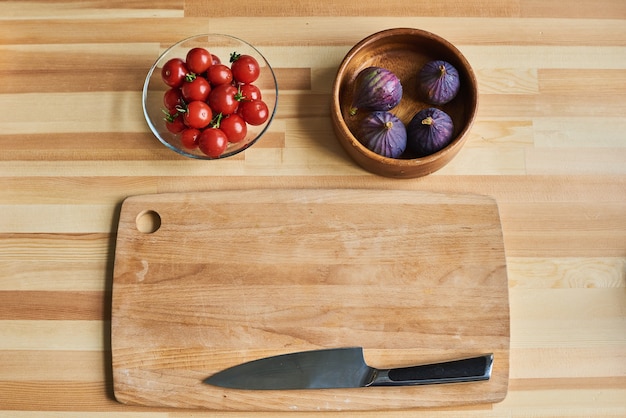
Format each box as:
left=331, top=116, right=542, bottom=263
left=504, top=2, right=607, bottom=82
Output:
left=349, top=67, right=403, bottom=115
left=360, top=111, right=407, bottom=158
left=418, top=60, right=460, bottom=105
left=407, top=107, right=454, bottom=156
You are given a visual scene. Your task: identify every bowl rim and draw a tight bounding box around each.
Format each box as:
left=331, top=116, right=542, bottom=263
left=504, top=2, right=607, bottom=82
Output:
left=142, top=33, right=279, bottom=160
left=331, top=27, right=478, bottom=171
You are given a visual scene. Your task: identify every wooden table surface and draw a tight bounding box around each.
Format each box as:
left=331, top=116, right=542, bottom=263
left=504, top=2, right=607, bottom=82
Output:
left=1, top=1, right=625, bottom=416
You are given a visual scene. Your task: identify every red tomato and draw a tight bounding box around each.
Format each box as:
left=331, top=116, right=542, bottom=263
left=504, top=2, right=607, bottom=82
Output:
left=185, top=47, right=212, bottom=74
left=208, top=84, right=240, bottom=115
left=163, top=87, right=184, bottom=112
left=198, top=128, right=228, bottom=158
left=180, top=128, right=201, bottom=149
left=220, top=114, right=248, bottom=143
left=183, top=101, right=212, bottom=129
left=163, top=110, right=186, bottom=133
left=161, top=58, right=188, bottom=88
left=238, top=99, right=269, bottom=125
left=206, top=64, right=233, bottom=86
left=181, top=76, right=211, bottom=102
left=239, top=83, right=262, bottom=101
left=211, top=54, right=221, bottom=65
left=230, top=53, right=260, bottom=84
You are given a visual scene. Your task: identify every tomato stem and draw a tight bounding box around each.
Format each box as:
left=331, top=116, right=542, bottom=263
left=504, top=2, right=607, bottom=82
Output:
left=229, top=52, right=241, bottom=63
left=234, top=84, right=245, bottom=102
left=162, top=108, right=178, bottom=122
left=174, top=103, right=187, bottom=114
left=211, top=112, right=224, bottom=128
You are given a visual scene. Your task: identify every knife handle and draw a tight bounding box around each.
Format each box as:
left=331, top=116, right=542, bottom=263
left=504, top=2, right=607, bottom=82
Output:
left=368, top=354, right=493, bottom=386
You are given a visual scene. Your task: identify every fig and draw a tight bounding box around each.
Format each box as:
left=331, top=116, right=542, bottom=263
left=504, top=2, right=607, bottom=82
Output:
left=359, top=111, right=407, bottom=158
left=407, top=108, right=454, bottom=157
left=349, top=67, right=402, bottom=115
left=418, top=60, right=460, bottom=105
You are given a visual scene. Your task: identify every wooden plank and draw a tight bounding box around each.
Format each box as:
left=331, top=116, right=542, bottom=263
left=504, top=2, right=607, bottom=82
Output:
left=184, top=0, right=521, bottom=17
left=507, top=257, right=626, bottom=288
left=2, top=18, right=625, bottom=47
left=0, top=175, right=623, bottom=204
left=520, top=0, right=626, bottom=19
left=0, top=233, right=110, bottom=261
left=0, top=320, right=106, bottom=351
left=0, top=260, right=109, bottom=291
left=511, top=347, right=626, bottom=379
left=538, top=69, right=626, bottom=96
left=0, top=350, right=107, bottom=381
left=526, top=149, right=626, bottom=175
left=1, top=0, right=184, bottom=19
left=0, top=291, right=107, bottom=320
left=0, top=381, right=124, bottom=412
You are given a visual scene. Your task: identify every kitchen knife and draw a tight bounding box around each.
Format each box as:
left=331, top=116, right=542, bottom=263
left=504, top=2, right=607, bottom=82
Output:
left=204, top=347, right=493, bottom=390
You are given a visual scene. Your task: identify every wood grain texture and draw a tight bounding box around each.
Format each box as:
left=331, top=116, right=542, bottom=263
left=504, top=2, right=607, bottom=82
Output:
left=0, top=0, right=625, bottom=416
left=111, top=189, right=509, bottom=410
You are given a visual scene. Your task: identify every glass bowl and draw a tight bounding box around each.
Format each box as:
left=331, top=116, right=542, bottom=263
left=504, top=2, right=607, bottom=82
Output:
left=142, top=34, right=278, bottom=159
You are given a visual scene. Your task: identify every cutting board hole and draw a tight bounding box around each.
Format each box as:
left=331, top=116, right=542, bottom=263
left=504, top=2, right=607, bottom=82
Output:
left=136, top=210, right=161, bottom=234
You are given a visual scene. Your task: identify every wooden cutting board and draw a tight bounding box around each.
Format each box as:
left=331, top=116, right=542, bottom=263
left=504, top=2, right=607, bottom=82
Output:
left=111, top=189, right=510, bottom=411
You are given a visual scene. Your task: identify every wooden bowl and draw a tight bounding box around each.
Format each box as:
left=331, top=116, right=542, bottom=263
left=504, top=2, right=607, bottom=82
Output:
left=331, top=28, right=478, bottom=178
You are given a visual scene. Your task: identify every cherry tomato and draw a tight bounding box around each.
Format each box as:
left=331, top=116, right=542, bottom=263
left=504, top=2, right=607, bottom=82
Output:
left=163, top=87, right=184, bottom=112
left=185, top=47, right=212, bottom=74
left=208, top=84, right=240, bottom=115
left=206, top=64, right=233, bottom=86
left=161, top=58, right=188, bottom=88
left=230, top=53, right=260, bottom=84
left=198, top=128, right=228, bottom=158
left=238, top=99, right=269, bottom=125
left=211, top=54, right=221, bottom=65
left=220, top=114, right=248, bottom=143
left=180, top=128, right=201, bottom=149
left=163, top=110, right=186, bottom=133
left=183, top=101, right=212, bottom=129
left=239, top=83, right=262, bottom=101
left=181, top=76, right=211, bottom=102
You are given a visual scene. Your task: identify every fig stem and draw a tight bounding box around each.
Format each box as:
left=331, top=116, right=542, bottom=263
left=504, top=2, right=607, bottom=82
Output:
left=349, top=107, right=358, bottom=116
left=384, top=121, right=394, bottom=130
left=439, top=64, right=447, bottom=76
left=421, top=116, right=434, bottom=126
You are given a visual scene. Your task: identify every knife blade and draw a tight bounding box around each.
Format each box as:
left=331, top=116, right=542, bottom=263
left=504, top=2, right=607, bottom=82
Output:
left=204, top=347, right=493, bottom=390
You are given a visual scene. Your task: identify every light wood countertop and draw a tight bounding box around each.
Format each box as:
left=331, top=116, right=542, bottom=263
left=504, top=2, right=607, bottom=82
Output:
left=1, top=0, right=625, bottom=416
